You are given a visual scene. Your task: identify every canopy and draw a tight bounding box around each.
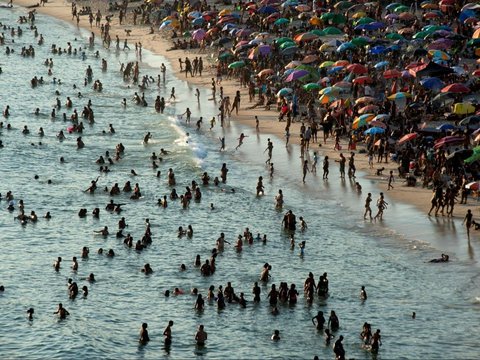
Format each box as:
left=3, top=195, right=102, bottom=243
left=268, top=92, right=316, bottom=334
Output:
left=410, top=61, right=454, bottom=77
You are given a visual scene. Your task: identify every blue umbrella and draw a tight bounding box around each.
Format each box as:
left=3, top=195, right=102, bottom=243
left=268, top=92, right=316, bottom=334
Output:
left=277, top=87, right=293, bottom=97
left=437, top=123, right=456, bottom=131
left=459, top=10, right=477, bottom=22
left=258, top=6, right=278, bottom=14
left=327, top=66, right=344, bottom=74
left=386, top=45, right=400, bottom=52
left=281, top=0, right=299, bottom=7
left=370, top=45, right=386, bottom=54
left=356, top=22, right=385, bottom=31
left=337, top=42, right=356, bottom=52
left=222, top=23, right=237, bottom=31
left=192, top=17, right=205, bottom=26
left=364, top=127, right=385, bottom=135
left=374, top=61, right=389, bottom=69
left=420, top=77, right=445, bottom=90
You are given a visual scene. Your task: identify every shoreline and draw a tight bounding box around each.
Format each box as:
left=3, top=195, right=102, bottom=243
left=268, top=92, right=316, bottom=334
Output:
left=11, top=0, right=474, bottom=219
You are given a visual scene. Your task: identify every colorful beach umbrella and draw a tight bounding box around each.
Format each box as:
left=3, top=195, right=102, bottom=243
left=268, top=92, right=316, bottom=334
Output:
left=441, top=83, right=470, bottom=93
left=398, top=133, right=417, bottom=145
left=285, top=69, right=309, bottom=82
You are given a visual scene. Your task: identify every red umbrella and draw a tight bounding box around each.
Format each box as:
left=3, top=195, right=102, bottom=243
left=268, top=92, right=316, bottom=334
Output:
left=353, top=76, right=373, bottom=84
left=383, top=69, right=402, bottom=79
left=441, top=83, right=470, bottom=93
left=347, top=63, right=368, bottom=74
left=433, top=135, right=464, bottom=149
left=398, top=133, right=417, bottom=145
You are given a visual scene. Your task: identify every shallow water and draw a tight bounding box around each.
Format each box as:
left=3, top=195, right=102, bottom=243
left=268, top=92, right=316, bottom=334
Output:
left=0, top=7, right=479, bottom=359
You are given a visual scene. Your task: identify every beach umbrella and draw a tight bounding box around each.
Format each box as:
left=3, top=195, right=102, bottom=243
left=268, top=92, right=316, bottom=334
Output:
left=327, top=66, right=345, bottom=74
left=235, top=29, right=252, bottom=38
left=420, top=77, right=445, bottom=90
left=386, top=33, right=404, bottom=40
left=335, top=1, right=353, bottom=10
left=285, top=60, right=302, bottom=69
left=355, top=96, right=375, bottom=104
left=319, top=61, right=335, bottom=68
left=323, top=27, right=344, bottom=35
left=393, top=5, right=409, bottom=12
left=473, top=28, right=480, bottom=39
left=228, top=60, right=246, bottom=69
left=295, top=4, right=311, bottom=12
left=369, top=121, right=387, bottom=128
left=351, top=37, right=370, bottom=47
left=453, top=102, right=475, bottom=115
left=372, top=114, right=390, bottom=121
left=388, top=92, right=411, bottom=100
left=258, top=5, right=278, bottom=14
left=319, top=94, right=337, bottom=104
left=192, top=29, right=206, bottom=41
left=383, top=69, right=402, bottom=79
left=451, top=66, right=467, bottom=75
left=422, top=2, right=438, bottom=9
left=310, top=29, right=326, bottom=37
left=217, top=52, right=234, bottom=61
left=364, top=127, right=385, bottom=135
left=370, top=45, right=386, bottom=55
left=399, top=12, right=416, bottom=21
left=347, top=63, right=368, bottom=74
left=399, top=27, right=415, bottom=35
left=302, top=55, right=318, bottom=64
left=356, top=114, right=375, bottom=122
left=434, top=135, right=464, bottom=149
left=424, top=11, right=440, bottom=19
left=192, top=17, right=205, bottom=26
left=354, top=17, right=375, bottom=25
left=309, top=17, right=322, bottom=26
left=472, top=69, right=480, bottom=77
left=334, top=60, right=350, bottom=67
left=280, top=46, right=299, bottom=56
left=279, top=41, right=296, bottom=50
left=459, top=114, right=480, bottom=125
left=358, top=104, right=379, bottom=114
left=385, top=13, right=400, bottom=21
left=285, top=69, right=309, bottom=82
left=277, top=87, right=293, bottom=97
left=352, top=118, right=368, bottom=129
left=353, top=76, right=373, bottom=84
left=303, top=83, right=321, bottom=91
left=398, top=133, right=417, bottom=145
left=274, top=17, right=289, bottom=26
left=465, top=180, right=480, bottom=188
left=275, top=37, right=294, bottom=45
left=374, top=61, right=389, bottom=69
left=319, top=43, right=334, bottom=51
left=337, top=42, right=356, bottom=52
left=258, top=68, right=274, bottom=77
left=428, top=39, right=454, bottom=50
left=386, top=3, right=401, bottom=11
left=321, top=13, right=347, bottom=24
left=441, top=83, right=470, bottom=93
left=437, top=123, right=456, bottom=131
left=319, top=86, right=341, bottom=95
left=294, top=32, right=319, bottom=42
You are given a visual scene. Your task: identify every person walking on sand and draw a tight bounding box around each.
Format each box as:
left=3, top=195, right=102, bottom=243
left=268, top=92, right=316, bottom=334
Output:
left=364, top=193, right=373, bottom=220
left=463, top=209, right=474, bottom=239
left=387, top=170, right=394, bottom=190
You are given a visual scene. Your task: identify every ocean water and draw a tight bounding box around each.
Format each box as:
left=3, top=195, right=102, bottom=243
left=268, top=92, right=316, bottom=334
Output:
left=0, top=6, right=479, bottom=359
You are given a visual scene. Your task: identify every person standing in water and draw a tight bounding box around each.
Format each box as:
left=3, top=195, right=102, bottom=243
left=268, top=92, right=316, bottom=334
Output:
left=364, top=193, right=373, bottom=220
left=302, top=160, right=309, bottom=183
left=163, top=320, right=174, bottom=345
left=195, top=324, right=207, bottom=346
left=139, top=323, right=150, bottom=344
left=323, top=156, right=329, bottom=180
left=463, top=209, right=474, bottom=239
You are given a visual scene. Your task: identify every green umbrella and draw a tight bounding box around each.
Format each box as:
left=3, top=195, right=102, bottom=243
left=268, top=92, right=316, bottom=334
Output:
left=296, top=65, right=320, bottom=82
left=310, top=29, right=325, bottom=36
left=218, top=52, right=234, bottom=61
left=465, top=153, right=480, bottom=164
left=323, top=27, right=343, bottom=35
left=386, top=33, right=404, bottom=40
left=183, top=31, right=191, bottom=37
left=393, top=5, right=409, bottom=13
left=303, top=83, right=321, bottom=91
left=280, top=41, right=296, bottom=50
left=334, top=1, right=353, bottom=10
left=351, top=37, right=370, bottom=47
left=354, top=17, right=375, bottom=25
left=275, top=37, right=294, bottom=45
left=274, top=18, right=290, bottom=26
left=228, top=60, right=246, bottom=69
left=321, top=13, right=346, bottom=24
left=319, top=61, right=335, bottom=68
left=412, top=31, right=429, bottom=40
left=467, top=39, right=480, bottom=47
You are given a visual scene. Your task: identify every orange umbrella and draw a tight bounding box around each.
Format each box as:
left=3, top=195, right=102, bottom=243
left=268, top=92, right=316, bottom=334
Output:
left=473, top=28, right=480, bottom=39
left=334, top=60, right=350, bottom=67
left=398, top=133, right=417, bottom=145
left=353, top=76, right=373, bottom=84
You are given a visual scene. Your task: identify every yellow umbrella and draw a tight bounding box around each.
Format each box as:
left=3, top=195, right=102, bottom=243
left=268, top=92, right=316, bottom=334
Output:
left=351, top=11, right=367, bottom=19
left=319, top=43, right=334, bottom=51
left=453, top=102, right=475, bottom=115
left=219, top=9, right=232, bottom=16
left=310, top=17, right=322, bottom=26
left=421, top=3, right=438, bottom=9
left=319, top=61, right=335, bottom=68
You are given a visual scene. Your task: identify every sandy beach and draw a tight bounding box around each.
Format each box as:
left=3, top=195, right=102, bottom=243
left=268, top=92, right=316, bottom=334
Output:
left=11, top=0, right=471, bottom=217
